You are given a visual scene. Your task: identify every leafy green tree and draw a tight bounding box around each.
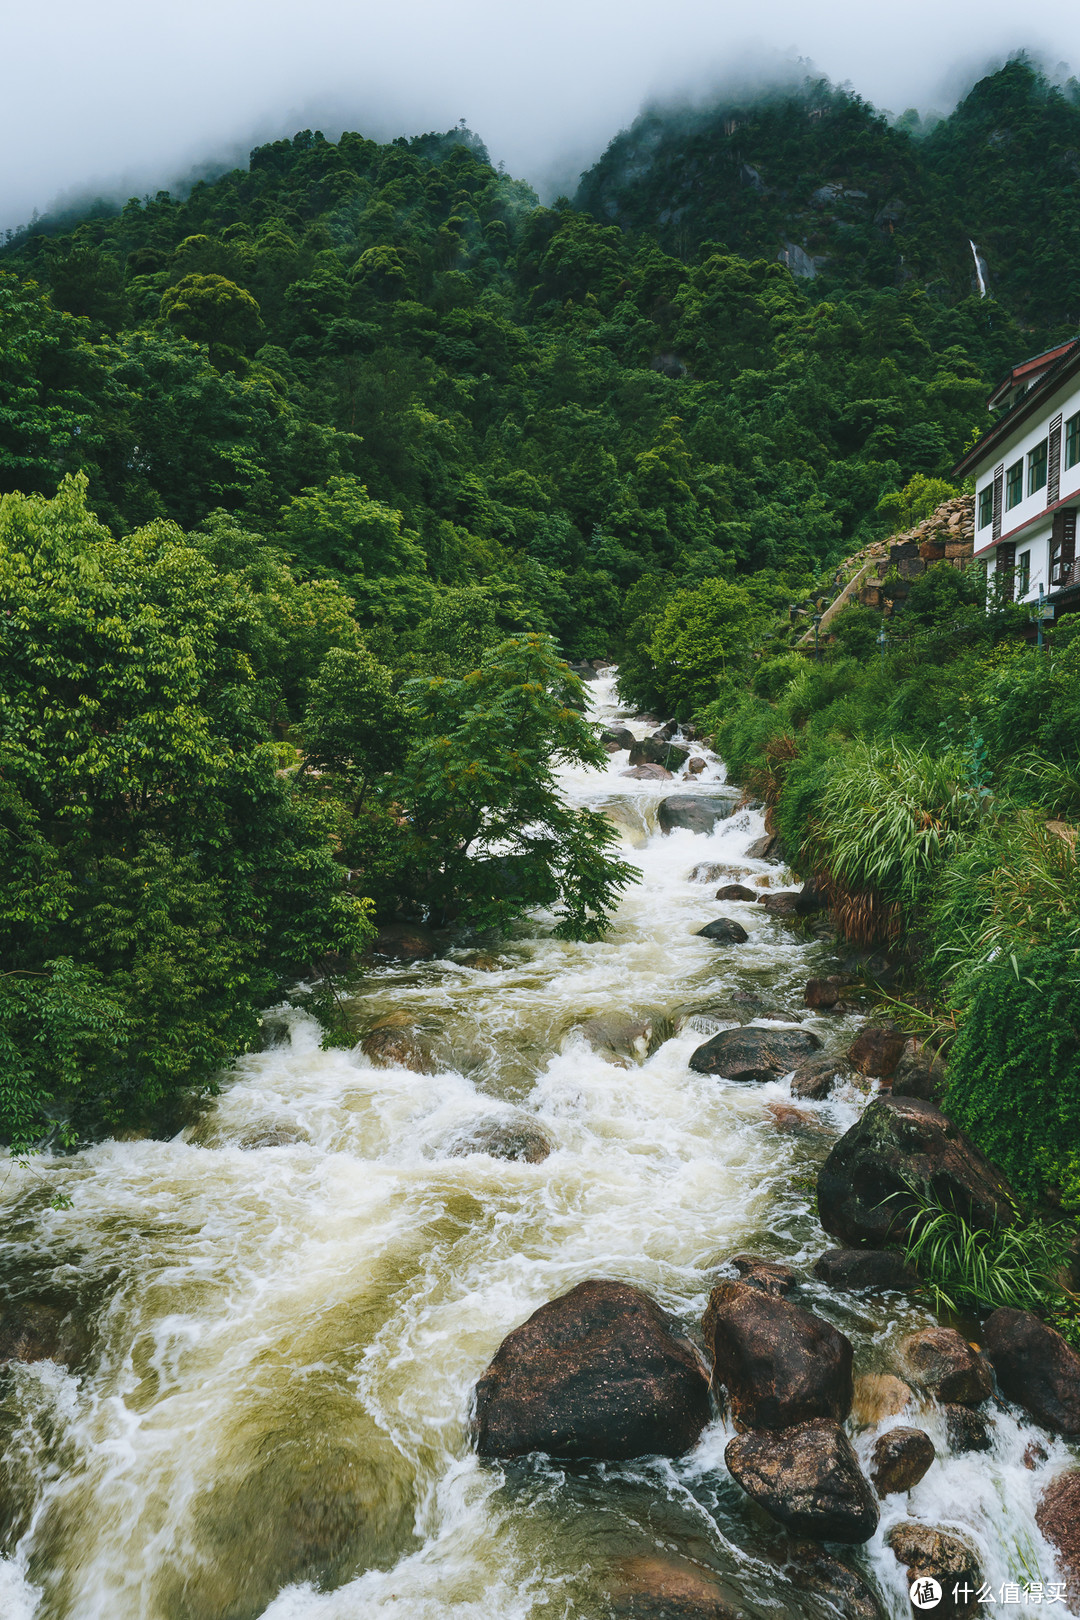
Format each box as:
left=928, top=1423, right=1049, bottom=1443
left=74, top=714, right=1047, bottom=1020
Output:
left=646, top=578, right=755, bottom=712
left=390, top=635, right=634, bottom=935
left=160, top=273, right=265, bottom=363
left=300, top=647, right=404, bottom=804
left=0, top=475, right=371, bottom=1145
left=278, top=475, right=428, bottom=580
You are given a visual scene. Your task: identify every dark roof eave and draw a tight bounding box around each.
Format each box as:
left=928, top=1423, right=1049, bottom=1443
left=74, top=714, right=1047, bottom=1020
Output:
left=953, top=342, right=1080, bottom=481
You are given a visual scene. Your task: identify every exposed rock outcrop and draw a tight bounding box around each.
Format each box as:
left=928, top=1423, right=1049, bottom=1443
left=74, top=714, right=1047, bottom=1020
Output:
left=608, top=1555, right=740, bottom=1619
left=731, top=1255, right=796, bottom=1296
left=658, top=795, right=739, bottom=835
left=725, top=1420, right=879, bottom=1543
left=472, top=1280, right=710, bottom=1461
left=870, top=1427, right=935, bottom=1495
left=1036, top=1471, right=1080, bottom=1598
left=899, top=1328, right=992, bottom=1406
left=816, top=1096, right=1016, bottom=1249
left=982, top=1308, right=1080, bottom=1435
left=813, top=1249, right=915, bottom=1293
left=360, top=1015, right=435, bottom=1073
left=848, top=1024, right=906, bottom=1078
left=690, top=1026, right=821, bottom=1083
left=696, top=918, right=749, bottom=945
left=703, top=1280, right=853, bottom=1430
left=715, top=884, right=758, bottom=902
left=448, top=1117, right=553, bottom=1164
left=887, top=1522, right=981, bottom=1619
left=851, top=1374, right=913, bottom=1428
left=790, top=1054, right=856, bottom=1100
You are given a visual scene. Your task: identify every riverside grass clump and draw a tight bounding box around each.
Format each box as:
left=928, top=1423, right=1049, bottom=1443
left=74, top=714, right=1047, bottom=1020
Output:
left=899, top=1185, right=1080, bottom=1347
left=680, top=587, right=1080, bottom=1216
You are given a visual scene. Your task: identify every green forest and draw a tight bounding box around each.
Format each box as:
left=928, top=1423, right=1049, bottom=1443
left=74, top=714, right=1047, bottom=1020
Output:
left=2, top=58, right=1080, bottom=1202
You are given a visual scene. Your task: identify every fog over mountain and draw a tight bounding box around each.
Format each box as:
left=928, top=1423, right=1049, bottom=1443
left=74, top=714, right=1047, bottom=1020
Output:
left=4, top=0, right=1077, bottom=229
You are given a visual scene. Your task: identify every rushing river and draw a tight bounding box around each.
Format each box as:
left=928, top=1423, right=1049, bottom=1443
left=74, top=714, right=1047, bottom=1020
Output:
left=0, top=673, right=1074, bottom=1619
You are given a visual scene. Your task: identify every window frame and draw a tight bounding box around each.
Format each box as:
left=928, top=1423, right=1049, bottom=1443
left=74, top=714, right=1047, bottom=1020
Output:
left=977, top=486, right=994, bottom=529
left=1005, top=459, right=1024, bottom=509
left=1066, top=412, right=1080, bottom=471
left=1017, top=549, right=1031, bottom=596
left=1028, top=439, right=1048, bottom=496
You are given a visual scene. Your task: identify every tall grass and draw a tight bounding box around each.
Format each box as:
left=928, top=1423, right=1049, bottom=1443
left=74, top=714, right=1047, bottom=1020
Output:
left=901, top=1183, right=1079, bottom=1344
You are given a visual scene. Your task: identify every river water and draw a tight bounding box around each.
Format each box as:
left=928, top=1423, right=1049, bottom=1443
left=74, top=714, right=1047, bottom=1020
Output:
left=0, top=673, right=1073, bottom=1619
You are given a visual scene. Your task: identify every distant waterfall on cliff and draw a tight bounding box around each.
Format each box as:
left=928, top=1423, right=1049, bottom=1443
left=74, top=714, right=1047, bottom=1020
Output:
left=969, top=238, right=988, bottom=298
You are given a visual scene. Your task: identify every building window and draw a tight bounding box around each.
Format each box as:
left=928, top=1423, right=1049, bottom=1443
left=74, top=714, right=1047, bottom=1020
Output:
left=978, top=486, right=993, bottom=529
left=996, top=542, right=1016, bottom=601
left=1006, top=460, right=1023, bottom=509
left=1066, top=412, right=1080, bottom=471
left=1018, top=550, right=1031, bottom=595
left=1028, top=440, right=1048, bottom=495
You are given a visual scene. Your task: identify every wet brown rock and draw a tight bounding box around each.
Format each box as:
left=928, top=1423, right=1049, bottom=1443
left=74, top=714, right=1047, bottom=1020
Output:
left=813, top=1249, right=915, bottom=1293
left=746, top=834, right=779, bottom=860
left=1036, top=1470, right=1080, bottom=1592
left=848, top=1024, right=907, bottom=1078
left=943, top=1404, right=993, bottom=1453
left=703, top=1280, right=853, bottom=1430
left=629, top=738, right=690, bottom=770
left=0, top=1300, right=67, bottom=1366
left=372, top=922, right=438, bottom=961
left=804, top=976, right=847, bottom=1009
left=658, top=795, right=739, bottom=835
left=891, top=1039, right=947, bottom=1103
left=579, top=1013, right=653, bottom=1063
left=790, top=1055, right=855, bottom=1101
left=608, top=1554, right=739, bottom=1619
left=235, top=1122, right=311, bottom=1149
left=696, top=918, right=750, bottom=945
left=1025, top=1439, right=1050, bottom=1470
left=725, top=1420, right=879, bottom=1543
left=472, top=1280, right=710, bottom=1461
left=982, top=1308, right=1080, bottom=1436
left=448, top=1118, right=552, bottom=1164
left=689, top=862, right=750, bottom=884
left=360, top=1017, right=434, bottom=1074
left=766, top=1102, right=827, bottom=1136
left=870, top=1427, right=935, bottom=1494
left=758, top=892, right=802, bottom=919
left=714, top=884, right=758, bottom=902
left=600, top=727, right=636, bottom=751
left=786, top=1544, right=885, bottom=1620
left=689, top=1026, right=821, bottom=1083
left=731, top=1256, right=796, bottom=1296
left=623, top=764, right=674, bottom=780
left=852, top=1374, right=914, bottom=1428
left=687, top=757, right=707, bottom=776
left=900, top=1328, right=992, bottom=1406
left=461, top=952, right=501, bottom=971
left=816, top=1096, right=1017, bottom=1250
left=887, top=1522, right=981, bottom=1618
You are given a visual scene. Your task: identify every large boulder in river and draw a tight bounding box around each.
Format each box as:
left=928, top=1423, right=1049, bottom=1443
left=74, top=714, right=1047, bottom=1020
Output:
left=629, top=738, right=689, bottom=770
left=715, top=884, right=758, bottom=902
left=888, top=1523, right=981, bottom=1618
left=372, top=922, right=438, bottom=961
left=658, top=795, right=738, bottom=835
left=790, top=1054, right=857, bottom=1100
left=448, top=1117, right=553, bottom=1164
left=622, top=764, right=673, bottom=781
left=816, top=1096, right=1016, bottom=1249
left=725, top=1420, right=879, bottom=1543
left=703, top=1280, right=853, bottom=1429
left=471, top=1280, right=710, bottom=1461
left=360, top=1015, right=435, bottom=1073
left=696, top=918, right=749, bottom=945
left=608, top=1555, right=740, bottom=1619
left=870, top=1427, right=935, bottom=1495
left=1036, top=1471, right=1080, bottom=1597
left=982, top=1308, right=1080, bottom=1435
left=813, top=1249, right=915, bottom=1294
left=899, top=1327, right=991, bottom=1406
left=848, top=1024, right=906, bottom=1078
left=690, top=1026, right=820, bottom=1083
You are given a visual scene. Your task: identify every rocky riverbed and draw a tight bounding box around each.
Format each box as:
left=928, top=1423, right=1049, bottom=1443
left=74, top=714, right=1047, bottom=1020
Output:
left=0, top=670, right=1076, bottom=1620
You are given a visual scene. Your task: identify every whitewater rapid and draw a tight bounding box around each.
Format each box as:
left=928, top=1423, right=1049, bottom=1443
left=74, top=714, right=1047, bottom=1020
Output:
left=0, top=672, right=1072, bottom=1618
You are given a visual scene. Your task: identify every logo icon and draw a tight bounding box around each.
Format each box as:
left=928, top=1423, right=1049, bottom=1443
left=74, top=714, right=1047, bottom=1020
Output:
left=910, top=1578, right=942, bottom=1610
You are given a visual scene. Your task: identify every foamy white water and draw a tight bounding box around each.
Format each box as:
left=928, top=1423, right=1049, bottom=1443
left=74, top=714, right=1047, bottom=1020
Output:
left=0, top=672, right=1073, bottom=1617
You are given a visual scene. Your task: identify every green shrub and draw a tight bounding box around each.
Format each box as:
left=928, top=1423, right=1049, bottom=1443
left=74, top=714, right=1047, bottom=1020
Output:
left=944, top=946, right=1080, bottom=1203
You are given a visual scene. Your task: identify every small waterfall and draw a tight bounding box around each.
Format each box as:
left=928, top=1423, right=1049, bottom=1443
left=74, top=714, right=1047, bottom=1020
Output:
left=970, top=239, right=988, bottom=298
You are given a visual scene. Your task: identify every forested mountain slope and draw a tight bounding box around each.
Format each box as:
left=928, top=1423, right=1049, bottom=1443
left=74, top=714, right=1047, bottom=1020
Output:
left=2, top=63, right=1071, bottom=661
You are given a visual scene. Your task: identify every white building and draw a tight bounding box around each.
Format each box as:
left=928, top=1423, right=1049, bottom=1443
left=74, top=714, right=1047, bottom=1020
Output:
left=952, top=339, right=1080, bottom=609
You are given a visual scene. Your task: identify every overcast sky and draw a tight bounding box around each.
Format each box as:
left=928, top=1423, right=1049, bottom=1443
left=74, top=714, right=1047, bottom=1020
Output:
left=4, top=0, right=1080, bottom=230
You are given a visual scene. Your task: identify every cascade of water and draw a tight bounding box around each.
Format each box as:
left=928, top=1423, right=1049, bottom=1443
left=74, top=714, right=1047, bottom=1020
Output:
left=0, top=672, right=1070, bottom=1618
left=970, top=240, right=988, bottom=299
